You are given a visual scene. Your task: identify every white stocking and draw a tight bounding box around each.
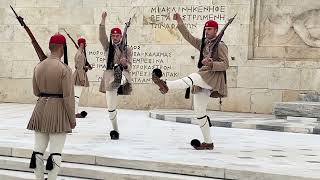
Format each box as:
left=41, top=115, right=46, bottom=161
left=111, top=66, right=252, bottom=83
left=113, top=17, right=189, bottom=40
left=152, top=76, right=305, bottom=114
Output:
left=47, top=133, right=66, bottom=180
left=106, top=90, right=119, bottom=132
left=33, top=132, right=49, bottom=180
left=74, top=86, right=83, bottom=113
left=193, top=90, right=213, bottom=144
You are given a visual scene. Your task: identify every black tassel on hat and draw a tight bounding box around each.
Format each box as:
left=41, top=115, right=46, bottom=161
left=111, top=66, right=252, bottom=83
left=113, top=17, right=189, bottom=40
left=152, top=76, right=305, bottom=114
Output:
left=185, top=28, right=206, bottom=99
left=63, top=43, right=68, bottom=65
left=106, top=33, right=115, bottom=70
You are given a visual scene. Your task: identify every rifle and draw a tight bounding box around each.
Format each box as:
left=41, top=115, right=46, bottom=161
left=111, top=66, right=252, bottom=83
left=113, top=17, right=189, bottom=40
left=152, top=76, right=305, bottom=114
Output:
left=119, top=18, right=131, bottom=61
left=63, top=29, right=92, bottom=71
left=198, top=14, right=237, bottom=68
left=10, top=5, right=47, bottom=61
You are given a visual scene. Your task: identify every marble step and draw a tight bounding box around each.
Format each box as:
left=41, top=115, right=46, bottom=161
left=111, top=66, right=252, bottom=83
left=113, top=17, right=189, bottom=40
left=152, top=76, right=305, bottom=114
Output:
left=0, top=156, right=219, bottom=180
left=0, top=147, right=227, bottom=179
left=0, top=169, right=91, bottom=180
left=273, top=101, right=320, bottom=120
left=1, top=146, right=319, bottom=180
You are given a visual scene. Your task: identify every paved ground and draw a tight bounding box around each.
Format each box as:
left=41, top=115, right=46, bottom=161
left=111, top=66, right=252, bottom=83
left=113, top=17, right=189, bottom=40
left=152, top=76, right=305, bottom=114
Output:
left=0, top=103, right=319, bottom=179
left=149, top=109, right=320, bottom=135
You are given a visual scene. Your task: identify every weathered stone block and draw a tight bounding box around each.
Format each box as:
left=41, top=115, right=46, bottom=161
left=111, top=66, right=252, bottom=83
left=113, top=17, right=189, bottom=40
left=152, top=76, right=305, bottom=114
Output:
left=0, top=8, right=5, bottom=25
left=298, top=92, right=320, bottom=102
left=83, top=0, right=107, bottom=8
left=251, top=89, right=282, bottom=113
left=129, top=25, right=155, bottom=44
left=99, top=7, right=126, bottom=25
left=282, top=90, right=300, bottom=102
left=0, top=25, right=14, bottom=42
left=11, top=8, right=50, bottom=25
left=154, top=28, right=182, bottom=44
left=268, top=68, right=300, bottom=90
left=223, top=24, right=249, bottom=46
left=238, top=67, right=268, bottom=88
left=284, top=61, right=320, bottom=69
left=226, top=66, right=237, bottom=88
left=228, top=45, right=248, bottom=66
left=301, top=69, right=320, bottom=91
left=227, top=0, right=250, bottom=5
left=36, top=0, right=60, bottom=7
left=227, top=5, right=250, bottom=24
left=15, top=0, right=36, bottom=7
left=207, top=98, right=222, bottom=111
left=58, top=25, right=98, bottom=44
left=242, top=59, right=285, bottom=68
left=0, top=60, right=12, bottom=78
left=83, top=82, right=107, bottom=108
left=48, top=8, right=94, bottom=25
left=118, top=92, right=139, bottom=109
left=14, top=25, right=58, bottom=42
left=12, top=60, right=38, bottom=79
left=0, top=79, right=37, bottom=103
left=254, top=47, right=286, bottom=59
left=286, top=47, right=320, bottom=59
left=221, top=87, right=251, bottom=112
left=61, top=0, right=83, bottom=8
left=107, top=0, right=141, bottom=7
left=179, top=64, right=198, bottom=77
left=0, top=0, right=15, bottom=8
left=0, top=43, right=37, bottom=61
left=172, top=45, right=197, bottom=65
left=164, top=89, right=192, bottom=109
left=135, top=84, right=165, bottom=109
left=274, top=101, right=320, bottom=119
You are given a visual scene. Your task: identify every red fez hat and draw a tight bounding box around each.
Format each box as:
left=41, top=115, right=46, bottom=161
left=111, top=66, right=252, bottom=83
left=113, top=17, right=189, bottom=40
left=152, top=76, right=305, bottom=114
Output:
left=111, top=27, right=122, bottom=35
left=78, top=37, right=86, bottom=45
left=204, top=20, right=218, bottom=29
left=49, top=33, right=66, bottom=44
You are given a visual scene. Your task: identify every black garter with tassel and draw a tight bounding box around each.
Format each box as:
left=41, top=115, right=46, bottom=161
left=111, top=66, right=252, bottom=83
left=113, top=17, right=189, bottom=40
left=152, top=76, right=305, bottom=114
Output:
left=46, top=153, right=61, bottom=170
left=29, top=151, right=44, bottom=169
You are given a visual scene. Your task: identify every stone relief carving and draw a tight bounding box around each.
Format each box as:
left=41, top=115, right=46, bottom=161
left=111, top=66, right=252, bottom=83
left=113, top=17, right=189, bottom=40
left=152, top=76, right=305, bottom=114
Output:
left=262, top=7, right=320, bottom=47
left=292, top=9, right=320, bottom=47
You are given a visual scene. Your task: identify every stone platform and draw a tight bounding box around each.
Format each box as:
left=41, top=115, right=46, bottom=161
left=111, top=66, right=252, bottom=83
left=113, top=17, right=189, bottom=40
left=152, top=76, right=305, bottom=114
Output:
left=149, top=109, right=320, bottom=135
left=0, top=103, right=319, bottom=180
left=274, top=101, right=320, bottom=121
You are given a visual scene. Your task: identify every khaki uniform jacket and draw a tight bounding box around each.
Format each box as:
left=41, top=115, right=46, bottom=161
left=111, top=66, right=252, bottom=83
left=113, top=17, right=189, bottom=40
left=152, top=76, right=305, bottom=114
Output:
left=27, top=55, right=76, bottom=133
left=73, top=48, right=89, bottom=87
left=177, top=23, right=229, bottom=98
left=98, top=24, right=133, bottom=93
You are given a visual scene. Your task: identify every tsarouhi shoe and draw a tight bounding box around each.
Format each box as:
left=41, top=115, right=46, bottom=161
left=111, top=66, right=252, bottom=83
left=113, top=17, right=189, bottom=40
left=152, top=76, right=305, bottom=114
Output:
left=151, top=69, right=168, bottom=94
left=75, top=113, right=84, bottom=118
left=195, top=143, right=214, bottom=150
left=191, top=139, right=214, bottom=150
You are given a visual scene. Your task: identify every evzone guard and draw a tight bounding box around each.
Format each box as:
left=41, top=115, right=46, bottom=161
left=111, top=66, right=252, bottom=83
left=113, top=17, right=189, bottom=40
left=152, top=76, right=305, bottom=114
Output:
left=99, top=11, right=133, bottom=140
left=11, top=6, right=76, bottom=179
left=152, top=13, right=236, bottom=150
left=27, top=33, right=76, bottom=179
left=63, top=29, right=93, bottom=119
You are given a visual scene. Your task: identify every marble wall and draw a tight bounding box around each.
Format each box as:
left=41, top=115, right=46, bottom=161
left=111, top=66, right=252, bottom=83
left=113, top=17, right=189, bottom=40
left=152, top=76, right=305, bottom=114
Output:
left=0, top=0, right=319, bottom=113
